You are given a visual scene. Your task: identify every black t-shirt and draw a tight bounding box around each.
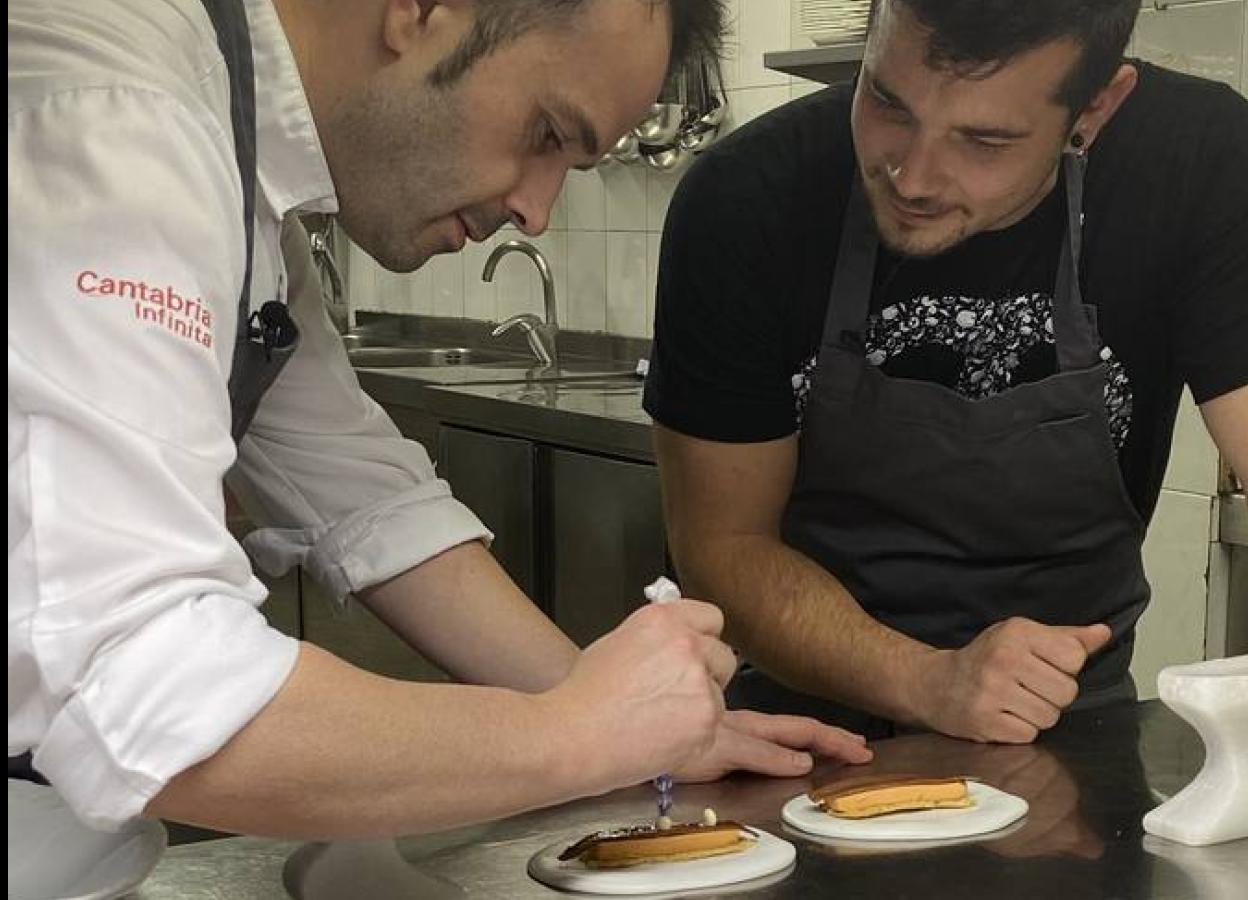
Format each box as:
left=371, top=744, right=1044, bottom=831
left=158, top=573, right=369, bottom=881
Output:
left=644, top=62, right=1248, bottom=523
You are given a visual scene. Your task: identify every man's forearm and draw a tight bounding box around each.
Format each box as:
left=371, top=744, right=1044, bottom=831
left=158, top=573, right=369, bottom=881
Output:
left=358, top=541, right=578, bottom=692
left=146, top=643, right=603, bottom=839
left=677, top=533, right=938, bottom=725
left=1201, top=385, right=1248, bottom=488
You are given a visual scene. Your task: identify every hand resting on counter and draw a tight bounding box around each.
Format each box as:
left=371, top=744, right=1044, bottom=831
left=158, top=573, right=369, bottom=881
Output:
left=673, top=708, right=873, bottom=782
left=914, top=617, right=1112, bottom=744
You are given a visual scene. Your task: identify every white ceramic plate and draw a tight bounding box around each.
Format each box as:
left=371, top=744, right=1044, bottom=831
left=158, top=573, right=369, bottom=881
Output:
left=8, top=780, right=167, bottom=900
left=782, top=781, right=1028, bottom=842
left=528, top=827, right=795, bottom=896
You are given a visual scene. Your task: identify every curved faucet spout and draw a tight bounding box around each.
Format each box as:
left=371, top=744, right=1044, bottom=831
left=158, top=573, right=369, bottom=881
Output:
left=482, top=239, right=559, bottom=367
left=481, top=240, right=559, bottom=332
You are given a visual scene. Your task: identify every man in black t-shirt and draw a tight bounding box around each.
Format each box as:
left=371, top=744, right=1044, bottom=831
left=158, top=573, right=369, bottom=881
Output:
left=645, top=0, right=1247, bottom=743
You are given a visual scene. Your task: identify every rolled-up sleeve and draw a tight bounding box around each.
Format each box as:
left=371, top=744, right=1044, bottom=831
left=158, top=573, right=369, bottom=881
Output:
left=9, top=88, right=298, bottom=829
left=229, top=218, right=492, bottom=603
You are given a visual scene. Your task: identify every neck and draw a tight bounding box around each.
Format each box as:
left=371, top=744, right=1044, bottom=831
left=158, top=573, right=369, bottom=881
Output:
left=268, top=0, right=362, bottom=140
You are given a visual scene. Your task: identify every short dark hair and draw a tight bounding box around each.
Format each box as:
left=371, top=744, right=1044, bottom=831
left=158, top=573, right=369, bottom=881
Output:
left=428, top=0, right=727, bottom=88
left=872, top=0, right=1138, bottom=114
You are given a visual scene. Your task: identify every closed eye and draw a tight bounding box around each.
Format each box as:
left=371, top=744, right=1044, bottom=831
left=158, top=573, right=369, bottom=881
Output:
left=868, top=80, right=900, bottom=109
left=538, top=116, right=565, bottom=153
left=865, top=78, right=913, bottom=123
left=967, top=135, right=1011, bottom=152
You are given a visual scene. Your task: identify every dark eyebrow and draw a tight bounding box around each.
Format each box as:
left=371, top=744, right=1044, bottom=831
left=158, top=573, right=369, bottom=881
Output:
left=869, top=69, right=1031, bottom=141
left=549, top=96, right=601, bottom=161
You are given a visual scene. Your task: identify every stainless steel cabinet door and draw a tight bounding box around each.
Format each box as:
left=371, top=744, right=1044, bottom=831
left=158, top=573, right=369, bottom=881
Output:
left=547, top=448, right=667, bottom=647
left=438, top=425, right=539, bottom=602
left=382, top=402, right=441, bottom=457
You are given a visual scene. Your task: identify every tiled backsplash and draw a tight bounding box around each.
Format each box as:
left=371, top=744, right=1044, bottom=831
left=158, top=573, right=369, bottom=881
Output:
left=349, top=0, right=820, bottom=338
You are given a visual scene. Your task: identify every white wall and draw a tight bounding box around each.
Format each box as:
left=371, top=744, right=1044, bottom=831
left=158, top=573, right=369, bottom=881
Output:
left=350, top=0, right=818, bottom=336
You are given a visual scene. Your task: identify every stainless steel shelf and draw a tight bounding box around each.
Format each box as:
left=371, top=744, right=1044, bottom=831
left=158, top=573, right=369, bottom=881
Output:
left=764, top=42, right=865, bottom=84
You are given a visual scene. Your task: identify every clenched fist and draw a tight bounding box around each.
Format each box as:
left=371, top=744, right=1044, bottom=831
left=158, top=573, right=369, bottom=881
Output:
left=916, top=617, right=1112, bottom=743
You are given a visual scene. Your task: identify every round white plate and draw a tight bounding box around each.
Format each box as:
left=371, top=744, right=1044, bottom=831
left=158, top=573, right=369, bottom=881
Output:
left=8, top=780, right=167, bottom=900
left=782, top=781, right=1028, bottom=842
left=528, top=827, right=795, bottom=896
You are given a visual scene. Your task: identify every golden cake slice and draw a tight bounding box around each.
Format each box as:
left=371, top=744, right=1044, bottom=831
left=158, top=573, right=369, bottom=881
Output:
left=809, top=773, right=973, bottom=819
left=559, top=811, right=757, bottom=868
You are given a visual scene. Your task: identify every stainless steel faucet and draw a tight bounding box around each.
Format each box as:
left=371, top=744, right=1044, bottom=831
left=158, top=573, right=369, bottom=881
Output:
left=482, top=240, right=559, bottom=368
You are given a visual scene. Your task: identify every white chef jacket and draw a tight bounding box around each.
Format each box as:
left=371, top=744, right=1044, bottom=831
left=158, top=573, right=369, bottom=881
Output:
left=8, top=0, right=491, bottom=830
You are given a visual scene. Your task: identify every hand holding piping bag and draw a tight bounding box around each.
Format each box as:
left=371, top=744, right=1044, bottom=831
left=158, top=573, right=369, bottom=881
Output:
left=644, top=576, right=684, bottom=824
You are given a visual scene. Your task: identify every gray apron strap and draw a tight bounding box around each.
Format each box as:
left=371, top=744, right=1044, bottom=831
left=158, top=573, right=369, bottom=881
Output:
left=823, top=176, right=879, bottom=352
left=201, top=0, right=299, bottom=443
left=1051, top=153, right=1103, bottom=371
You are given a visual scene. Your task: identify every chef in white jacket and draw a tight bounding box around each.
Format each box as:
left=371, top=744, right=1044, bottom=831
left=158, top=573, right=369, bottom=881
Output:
left=8, top=0, right=871, bottom=843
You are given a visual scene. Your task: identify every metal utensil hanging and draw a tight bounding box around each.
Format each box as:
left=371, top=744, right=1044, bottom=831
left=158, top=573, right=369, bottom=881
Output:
left=601, top=54, right=727, bottom=170
left=679, top=57, right=725, bottom=153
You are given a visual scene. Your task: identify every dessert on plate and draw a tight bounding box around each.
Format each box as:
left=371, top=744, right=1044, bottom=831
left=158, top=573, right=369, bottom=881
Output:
left=809, top=773, right=974, bottom=819
left=558, top=808, right=758, bottom=868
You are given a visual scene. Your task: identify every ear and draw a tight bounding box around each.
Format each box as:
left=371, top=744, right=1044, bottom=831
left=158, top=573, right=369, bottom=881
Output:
left=1069, top=63, right=1138, bottom=152
left=381, top=0, right=471, bottom=56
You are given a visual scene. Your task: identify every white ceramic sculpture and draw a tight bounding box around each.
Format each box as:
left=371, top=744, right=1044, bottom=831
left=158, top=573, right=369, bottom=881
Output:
left=1142, top=655, right=1248, bottom=847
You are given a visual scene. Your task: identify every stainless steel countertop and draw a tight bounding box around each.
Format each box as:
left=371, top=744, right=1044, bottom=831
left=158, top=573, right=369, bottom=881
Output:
left=134, top=701, right=1246, bottom=899
left=357, top=366, right=654, bottom=462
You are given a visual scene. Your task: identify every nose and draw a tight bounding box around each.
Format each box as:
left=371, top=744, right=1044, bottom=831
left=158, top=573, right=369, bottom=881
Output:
left=504, top=158, right=568, bottom=237
left=889, top=133, right=943, bottom=201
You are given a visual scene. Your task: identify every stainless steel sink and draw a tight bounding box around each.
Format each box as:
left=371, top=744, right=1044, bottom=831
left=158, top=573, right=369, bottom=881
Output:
left=499, top=379, right=644, bottom=403
left=346, top=346, right=530, bottom=367
left=545, top=379, right=643, bottom=394
left=340, top=331, right=406, bottom=351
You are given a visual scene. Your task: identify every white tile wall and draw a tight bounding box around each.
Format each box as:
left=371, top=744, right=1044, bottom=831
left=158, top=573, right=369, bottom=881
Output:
left=606, top=232, right=650, bottom=336
left=646, top=231, right=663, bottom=332
left=352, top=0, right=800, bottom=339
left=427, top=252, right=464, bottom=319
left=564, top=169, right=606, bottom=231
left=601, top=164, right=649, bottom=232
left=460, top=238, right=498, bottom=322
left=719, top=0, right=744, bottom=92
left=1163, top=389, right=1221, bottom=496
left=738, top=0, right=793, bottom=90
left=1135, top=489, right=1219, bottom=699
left=565, top=230, right=607, bottom=332
left=1134, top=0, right=1245, bottom=91
left=731, top=84, right=793, bottom=128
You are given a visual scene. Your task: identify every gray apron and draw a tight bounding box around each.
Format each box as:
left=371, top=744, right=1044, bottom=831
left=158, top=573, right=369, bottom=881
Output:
left=729, top=155, right=1149, bottom=738
left=202, top=0, right=300, bottom=443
